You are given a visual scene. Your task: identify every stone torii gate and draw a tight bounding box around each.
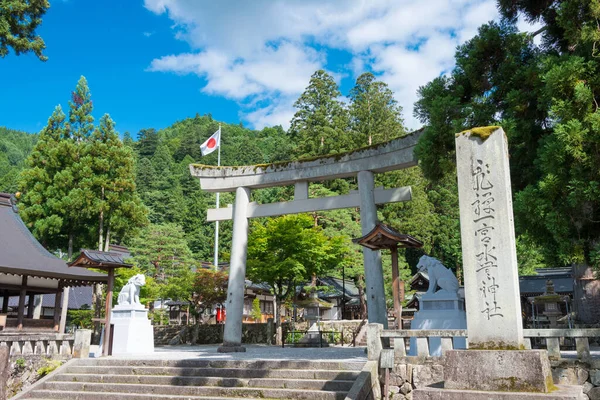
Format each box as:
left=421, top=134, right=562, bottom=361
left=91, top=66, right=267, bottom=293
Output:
left=190, top=131, right=423, bottom=352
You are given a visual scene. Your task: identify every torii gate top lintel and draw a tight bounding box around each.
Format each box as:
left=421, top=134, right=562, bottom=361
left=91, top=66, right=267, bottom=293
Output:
left=189, top=130, right=423, bottom=192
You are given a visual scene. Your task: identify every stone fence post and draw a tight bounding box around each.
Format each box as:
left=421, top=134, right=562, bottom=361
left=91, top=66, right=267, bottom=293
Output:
left=367, top=323, right=383, bottom=361
left=0, top=346, right=8, bottom=400
left=73, top=329, right=92, bottom=358
left=266, top=318, right=274, bottom=345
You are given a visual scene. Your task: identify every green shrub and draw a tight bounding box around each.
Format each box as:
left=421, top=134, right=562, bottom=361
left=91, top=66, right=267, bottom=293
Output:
left=37, top=359, right=62, bottom=377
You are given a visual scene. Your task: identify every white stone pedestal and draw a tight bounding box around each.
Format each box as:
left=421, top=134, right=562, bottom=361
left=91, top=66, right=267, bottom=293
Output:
left=409, top=294, right=467, bottom=356
left=111, top=306, right=154, bottom=355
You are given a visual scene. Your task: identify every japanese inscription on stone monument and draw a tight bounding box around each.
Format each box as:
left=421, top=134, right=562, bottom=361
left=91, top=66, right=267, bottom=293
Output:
left=471, top=159, right=502, bottom=320
left=456, top=127, right=523, bottom=348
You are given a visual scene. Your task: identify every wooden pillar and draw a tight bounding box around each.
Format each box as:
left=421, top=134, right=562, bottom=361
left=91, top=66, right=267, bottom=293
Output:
left=59, top=287, right=69, bottom=333
left=2, top=291, right=8, bottom=313
left=27, top=294, right=35, bottom=319
left=53, top=286, right=63, bottom=332
left=102, top=269, right=114, bottom=356
left=390, top=247, right=402, bottom=329
left=17, top=276, right=28, bottom=330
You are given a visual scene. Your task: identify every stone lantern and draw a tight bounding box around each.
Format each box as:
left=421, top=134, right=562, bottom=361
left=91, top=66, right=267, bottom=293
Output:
left=531, top=280, right=567, bottom=329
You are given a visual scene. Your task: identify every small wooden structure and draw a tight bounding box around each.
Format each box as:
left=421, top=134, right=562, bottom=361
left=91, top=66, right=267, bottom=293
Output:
left=0, top=193, right=107, bottom=332
left=69, top=249, right=132, bottom=356
left=353, top=223, right=422, bottom=328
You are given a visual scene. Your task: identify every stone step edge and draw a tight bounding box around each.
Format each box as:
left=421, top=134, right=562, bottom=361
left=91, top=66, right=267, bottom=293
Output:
left=25, top=390, right=265, bottom=400
left=63, top=366, right=360, bottom=377
left=72, top=359, right=366, bottom=369
left=40, top=381, right=349, bottom=396
left=55, top=372, right=357, bottom=384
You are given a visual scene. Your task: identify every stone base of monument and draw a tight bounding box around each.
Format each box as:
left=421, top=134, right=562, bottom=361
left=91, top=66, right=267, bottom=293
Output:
left=409, top=294, right=467, bottom=356
left=413, top=350, right=583, bottom=400
left=413, top=385, right=582, bottom=399
left=111, top=307, right=154, bottom=355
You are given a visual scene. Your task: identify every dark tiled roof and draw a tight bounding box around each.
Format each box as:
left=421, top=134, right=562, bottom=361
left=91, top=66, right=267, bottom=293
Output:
left=69, top=249, right=133, bottom=268
left=353, top=223, right=423, bottom=249
left=0, top=194, right=107, bottom=284
left=317, top=276, right=360, bottom=298
left=245, top=280, right=272, bottom=292
left=519, top=276, right=573, bottom=295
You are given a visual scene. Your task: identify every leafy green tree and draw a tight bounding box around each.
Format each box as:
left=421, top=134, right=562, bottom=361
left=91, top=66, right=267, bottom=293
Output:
left=0, top=0, right=49, bottom=61
left=191, top=269, right=228, bottom=323
left=348, top=72, right=406, bottom=147
left=246, top=214, right=348, bottom=337
left=289, top=70, right=350, bottom=157
left=414, top=0, right=600, bottom=267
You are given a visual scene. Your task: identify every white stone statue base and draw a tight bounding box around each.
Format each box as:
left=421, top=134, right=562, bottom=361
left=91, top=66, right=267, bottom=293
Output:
left=409, top=293, right=467, bottom=356
left=111, top=307, right=154, bottom=355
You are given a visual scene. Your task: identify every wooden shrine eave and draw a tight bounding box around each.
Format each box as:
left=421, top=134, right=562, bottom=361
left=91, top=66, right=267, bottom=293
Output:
left=190, top=130, right=423, bottom=192
left=352, top=223, right=423, bottom=250
left=0, top=193, right=108, bottom=285
left=68, top=249, right=133, bottom=270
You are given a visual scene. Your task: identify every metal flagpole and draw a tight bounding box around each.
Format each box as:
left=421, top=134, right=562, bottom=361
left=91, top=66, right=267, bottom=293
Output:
left=213, top=124, right=221, bottom=271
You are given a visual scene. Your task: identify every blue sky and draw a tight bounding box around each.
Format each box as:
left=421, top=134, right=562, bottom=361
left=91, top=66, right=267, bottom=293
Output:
left=1, top=0, right=538, bottom=137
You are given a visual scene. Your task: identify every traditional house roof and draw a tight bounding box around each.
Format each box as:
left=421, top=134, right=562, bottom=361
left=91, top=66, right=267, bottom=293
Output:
left=519, top=275, right=573, bottom=296
left=68, top=249, right=133, bottom=269
left=0, top=194, right=107, bottom=286
left=316, top=276, right=360, bottom=300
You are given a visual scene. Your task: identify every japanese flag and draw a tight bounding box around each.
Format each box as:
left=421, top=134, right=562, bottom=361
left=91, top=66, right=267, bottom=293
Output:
left=200, top=128, right=220, bottom=156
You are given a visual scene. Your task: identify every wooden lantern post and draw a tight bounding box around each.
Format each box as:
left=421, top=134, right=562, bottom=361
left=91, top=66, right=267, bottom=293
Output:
left=353, top=223, right=422, bottom=329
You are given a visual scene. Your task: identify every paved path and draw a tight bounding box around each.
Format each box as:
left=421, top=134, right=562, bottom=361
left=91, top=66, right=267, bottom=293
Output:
left=105, top=344, right=368, bottom=362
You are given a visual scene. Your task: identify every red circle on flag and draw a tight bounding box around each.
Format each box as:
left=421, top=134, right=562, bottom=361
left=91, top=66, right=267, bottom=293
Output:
left=207, top=138, right=217, bottom=148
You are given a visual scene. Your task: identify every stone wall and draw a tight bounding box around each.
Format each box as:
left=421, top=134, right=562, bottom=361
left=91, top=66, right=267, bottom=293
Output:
left=154, top=320, right=364, bottom=347
left=383, top=357, right=600, bottom=400
left=6, top=355, right=66, bottom=399
left=154, top=323, right=274, bottom=346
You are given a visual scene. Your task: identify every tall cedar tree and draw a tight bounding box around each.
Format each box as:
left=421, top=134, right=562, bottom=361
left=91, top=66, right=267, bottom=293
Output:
left=348, top=72, right=406, bottom=147
left=289, top=70, right=350, bottom=158
left=415, top=0, right=600, bottom=266
left=0, top=0, right=49, bottom=60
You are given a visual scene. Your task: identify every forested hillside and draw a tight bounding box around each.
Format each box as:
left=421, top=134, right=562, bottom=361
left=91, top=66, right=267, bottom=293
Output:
left=0, top=127, right=37, bottom=193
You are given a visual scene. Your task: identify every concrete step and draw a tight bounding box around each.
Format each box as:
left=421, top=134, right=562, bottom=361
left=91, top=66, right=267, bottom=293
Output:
left=25, top=391, right=264, bottom=400
left=34, top=381, right=348, bottom=400
left=63, top=365, right=360, bottom=380
left=53, top=373, right=355, bottom=391
left=71, top=358, right=365, bottom=371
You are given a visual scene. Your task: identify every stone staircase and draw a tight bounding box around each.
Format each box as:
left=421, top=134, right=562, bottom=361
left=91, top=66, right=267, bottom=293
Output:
left=18, top=358, right=366, bottom=400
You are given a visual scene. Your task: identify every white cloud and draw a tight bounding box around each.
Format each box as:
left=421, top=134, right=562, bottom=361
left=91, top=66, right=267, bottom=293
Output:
left=144, top=0, right=501, bottom=129
left=143, top=31, right=154, bottom=37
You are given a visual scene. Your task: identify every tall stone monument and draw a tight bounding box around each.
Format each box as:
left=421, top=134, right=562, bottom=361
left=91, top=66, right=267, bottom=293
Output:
left=456, top=127, right=523, bottom=349
left=414, top=127, right=581, bottom=399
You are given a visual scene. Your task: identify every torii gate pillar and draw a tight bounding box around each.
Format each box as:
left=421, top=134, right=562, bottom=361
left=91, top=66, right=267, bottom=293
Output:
left=219, top=187, right=251, bottom=352
left=358, top=171, right=388, bottom=328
